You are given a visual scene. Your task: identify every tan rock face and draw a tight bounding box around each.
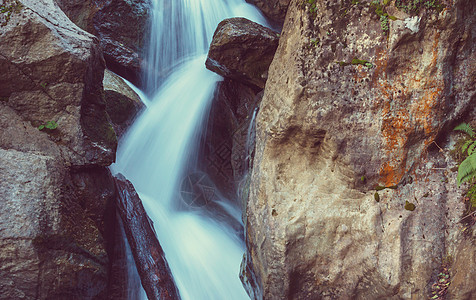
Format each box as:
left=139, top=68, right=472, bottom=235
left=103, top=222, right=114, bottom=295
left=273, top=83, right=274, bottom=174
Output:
left=243, top=0, right=476, bottom=298
left=0, top=0, right=119, bottom=298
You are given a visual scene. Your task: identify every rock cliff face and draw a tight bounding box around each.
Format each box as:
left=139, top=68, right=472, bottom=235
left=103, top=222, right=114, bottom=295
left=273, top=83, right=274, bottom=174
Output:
left=0, top=0, right=120, bottom=298
left=243, top=0, right=476, bottom=299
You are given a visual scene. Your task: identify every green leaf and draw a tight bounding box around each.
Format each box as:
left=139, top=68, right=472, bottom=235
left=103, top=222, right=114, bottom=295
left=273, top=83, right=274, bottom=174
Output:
left=454, top=123, right=475, bottom=138
left=457, top=153, right=476, bottom=186
left=462, top=140, right=473, bottom=153
left=45, top=121, right=58, bottom=130
left=38, top=125, right=45, bottom=131
left=374, top=192, right=380, bottom=202
left=468, top=141, right=476, bottom=156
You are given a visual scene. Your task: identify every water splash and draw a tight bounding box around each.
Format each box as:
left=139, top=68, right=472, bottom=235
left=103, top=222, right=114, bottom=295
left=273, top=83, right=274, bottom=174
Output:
left=111, top=0, right=268, bottom=299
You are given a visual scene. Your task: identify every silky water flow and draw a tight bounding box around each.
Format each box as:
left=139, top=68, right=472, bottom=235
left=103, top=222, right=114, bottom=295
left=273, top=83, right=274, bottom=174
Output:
left=111, top=0, right=267, bottom=299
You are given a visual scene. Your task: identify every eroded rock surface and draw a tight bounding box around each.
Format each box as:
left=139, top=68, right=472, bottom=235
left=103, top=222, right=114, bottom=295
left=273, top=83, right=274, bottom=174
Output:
left=243, top=0, right=476, bottom=299
left=206, top=18, right=279, bottom=90
left=0, top=0, right=119, bottom=298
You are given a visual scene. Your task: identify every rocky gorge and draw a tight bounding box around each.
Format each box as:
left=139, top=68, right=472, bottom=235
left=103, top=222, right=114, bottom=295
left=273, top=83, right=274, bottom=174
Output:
left=0, top=0, right=475, bottom=299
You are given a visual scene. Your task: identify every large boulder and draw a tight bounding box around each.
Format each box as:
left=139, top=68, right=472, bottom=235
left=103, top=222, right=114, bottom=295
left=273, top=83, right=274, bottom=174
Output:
left=206, top=18, right=279, bottom=90
left=245, top=0, right=290, bottom=26
left=103, top=70, right=144, bottom=138
left=0, top=0, right=116, bottom=166
left=0, top=0, right=120, bottom=298
left=56, top=0, right=151, bottom=86
left=243, top=0, right=476, bottom=299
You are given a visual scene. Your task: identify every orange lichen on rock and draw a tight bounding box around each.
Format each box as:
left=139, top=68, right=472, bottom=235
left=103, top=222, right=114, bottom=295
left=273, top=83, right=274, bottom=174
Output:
left=411, top=85, right=443, bottom=137
left=374, top=30, right=444, bottom=186
left=372, top=47, right=410, bottom=185
left=380, top=161, right=407, bottom=187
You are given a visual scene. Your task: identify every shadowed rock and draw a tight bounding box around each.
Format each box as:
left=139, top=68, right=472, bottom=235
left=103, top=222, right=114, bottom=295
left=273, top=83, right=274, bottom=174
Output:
left=0, top=0, right=121, bottom=298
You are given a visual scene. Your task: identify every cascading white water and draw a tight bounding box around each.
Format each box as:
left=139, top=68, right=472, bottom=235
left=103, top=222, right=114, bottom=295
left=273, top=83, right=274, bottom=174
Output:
left=144, top=0, right=267, bottom=93
left=111, top=0, right=267, bottom=299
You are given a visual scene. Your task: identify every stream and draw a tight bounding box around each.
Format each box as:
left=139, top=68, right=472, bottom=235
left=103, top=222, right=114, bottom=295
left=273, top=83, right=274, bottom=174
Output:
left=111, top=0, right=267, bottom=299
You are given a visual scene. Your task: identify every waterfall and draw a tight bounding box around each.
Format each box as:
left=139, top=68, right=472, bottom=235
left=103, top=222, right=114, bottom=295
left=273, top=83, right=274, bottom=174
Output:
left=111, top=0, right=267, bottom=299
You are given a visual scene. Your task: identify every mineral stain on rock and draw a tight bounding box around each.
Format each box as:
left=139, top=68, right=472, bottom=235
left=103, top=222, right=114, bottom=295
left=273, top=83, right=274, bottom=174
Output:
left=242, top=0, right=476, bottom=298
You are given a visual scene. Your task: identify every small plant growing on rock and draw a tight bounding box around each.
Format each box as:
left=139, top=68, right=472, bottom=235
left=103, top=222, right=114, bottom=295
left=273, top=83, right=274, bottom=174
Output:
left=304, top=0, right=318, bottom=17
left=336, top=58, right=374, bottom=68
left=454, top=123, right=476, bottom=211
left=430, top=258, right=451, bottom=299
left=371, top=0, right=397, bottom=33
left=0, top=0, right=23, bottom=27
left=454, top=123, right=476, bottom=187
left=395, top=0, right=445, bottom=14
left=380, top=15, right=389, bottom=32
left=38, top=121, right=58, bottom=131
left=310, top=38, right=320, bottom=47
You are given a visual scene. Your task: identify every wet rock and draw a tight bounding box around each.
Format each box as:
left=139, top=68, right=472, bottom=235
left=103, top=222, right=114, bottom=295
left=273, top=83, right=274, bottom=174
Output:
left=243, top=0, right=476, bottom=298
left=206, top=17, right=279, bottom=90
left=0, top=0, right=119, bottom=298
left=245, top=0, right=290, bottom=26
left=107, top=215, right=143, bottom=300
left=114, top=174, right=180, bottom=300
left=56, top=0, right=151, bottom=86
left=103, top=70, right=144, bottom=138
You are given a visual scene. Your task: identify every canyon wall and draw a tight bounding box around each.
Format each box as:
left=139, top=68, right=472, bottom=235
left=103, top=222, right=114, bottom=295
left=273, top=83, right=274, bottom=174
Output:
left=243, top=0, right=476, bottom=298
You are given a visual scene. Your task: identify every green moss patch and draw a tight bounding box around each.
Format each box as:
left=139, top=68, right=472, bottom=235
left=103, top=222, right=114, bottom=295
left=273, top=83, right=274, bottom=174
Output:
left=395, top=0, right=445, bottom=15
left=1, top=0, right=23, bottom=27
